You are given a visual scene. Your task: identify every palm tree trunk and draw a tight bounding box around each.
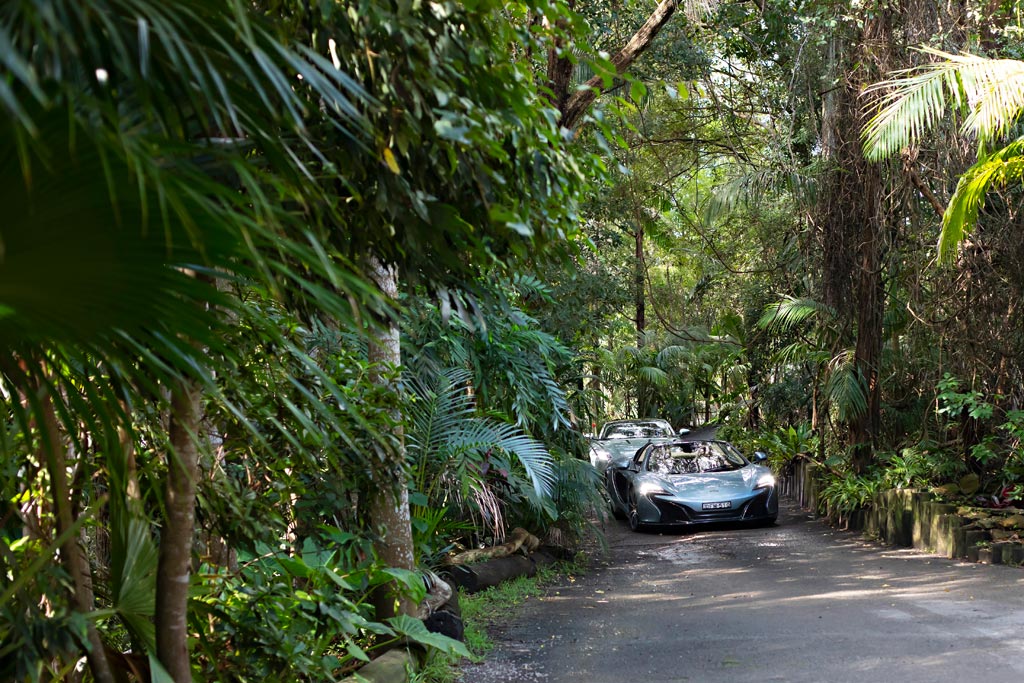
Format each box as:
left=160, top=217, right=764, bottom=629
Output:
left=366, top=258, right=417, bottom=619
left=155, top=376, right=203, bottom=682
left=38, top=388, right=117, bottom=683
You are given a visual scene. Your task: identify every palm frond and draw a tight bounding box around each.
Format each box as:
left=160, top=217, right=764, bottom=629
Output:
left=704, top=168, right=814, bottom=222
left=445, top=418, right=555, bottom=499
left=824, top=350, right=868, bottom=421
left=655, top=345, right=693, bottom=367
left=614, top=345, right=646, bottom=365
left=405, top=367, right=556, bottom=501
left=638, top=366, right=670, bottom=387
left=863, top=48, right=1024, bottom=160
left=757, top=296, right=835, bottom=332
left=406, top=368, right=475, bottom=455
left=773, top=341, right=828, bottom=367
left=940, top=140, right=1024, bottom=263
left=703, top=169, right=777, bottom=222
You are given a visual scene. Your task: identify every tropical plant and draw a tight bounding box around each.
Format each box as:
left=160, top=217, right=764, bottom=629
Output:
left=2, top=0, right=606, bottom=679
left=757, top=296, right=867, bottom=426
left=862, top=48, right=1024, bottom=261
left=2, top=0, right=382, bottom=678
left=876, top=446, right=939, bottom=490
left=819, top=471, right=883, bottom=517
left=405, top=367, right=557, bottom=544
left=757, top=423, right=818, bottom=470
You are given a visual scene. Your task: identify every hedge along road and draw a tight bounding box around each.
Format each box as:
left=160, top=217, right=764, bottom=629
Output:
left=459, top=500, right=1024, bottom=683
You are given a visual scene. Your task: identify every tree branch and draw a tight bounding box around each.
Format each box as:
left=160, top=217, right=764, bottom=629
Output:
left=901, top=151, right=946, bottom=219
left=559, top=0, right=680, bottom=130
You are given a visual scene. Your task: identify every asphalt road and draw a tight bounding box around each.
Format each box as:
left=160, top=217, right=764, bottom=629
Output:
left=460, top=500, right=1024, bottom=682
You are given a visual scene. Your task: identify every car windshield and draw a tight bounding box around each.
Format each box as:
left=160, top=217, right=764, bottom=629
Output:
left=646, top=442, right=747, bottom=475
left=601, top=421, right=673, bottom=440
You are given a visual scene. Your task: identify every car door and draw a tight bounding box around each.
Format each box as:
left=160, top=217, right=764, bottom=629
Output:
left=609, top=444, right=649, bottom=504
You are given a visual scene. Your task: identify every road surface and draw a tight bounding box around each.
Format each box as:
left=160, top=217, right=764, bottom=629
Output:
left=460, top=501, right=1024, bottom=682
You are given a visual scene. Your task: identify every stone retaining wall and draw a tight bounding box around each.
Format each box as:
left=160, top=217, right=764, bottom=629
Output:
left=780, top=458, right=1024, bottom=566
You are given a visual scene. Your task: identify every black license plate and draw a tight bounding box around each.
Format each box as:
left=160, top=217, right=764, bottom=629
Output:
left=702, top=501, right=732, bottom=510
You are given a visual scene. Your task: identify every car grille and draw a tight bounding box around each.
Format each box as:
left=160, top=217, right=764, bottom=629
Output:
left=651, top=488, right=774, bottom=524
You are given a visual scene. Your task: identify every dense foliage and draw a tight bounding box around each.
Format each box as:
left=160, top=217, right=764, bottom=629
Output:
left=5, top=0, right=1024, bottom=681
left=1, top=1, right=602, bottom=681
left=546, top=0, right=1024, bottom=517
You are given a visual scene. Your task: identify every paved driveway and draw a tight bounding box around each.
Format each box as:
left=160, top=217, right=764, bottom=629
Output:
left=460, top=501, right=1024, bottom=682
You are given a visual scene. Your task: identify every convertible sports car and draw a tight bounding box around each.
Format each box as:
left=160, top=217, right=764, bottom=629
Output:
left=588, top=419, right=686, bottom=473
left=606, top=439, right=778, bottom=531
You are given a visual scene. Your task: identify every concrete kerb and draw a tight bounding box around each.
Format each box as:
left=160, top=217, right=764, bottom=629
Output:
left=782, top=458, right=1024, bottom=567
left=339, top=647, right=420, bottom=683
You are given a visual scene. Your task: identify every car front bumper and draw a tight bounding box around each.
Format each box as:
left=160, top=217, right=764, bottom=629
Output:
left=638, top=486, right=779, bottom=525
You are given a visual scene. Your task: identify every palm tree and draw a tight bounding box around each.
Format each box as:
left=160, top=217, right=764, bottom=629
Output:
left=2, top=1, right=373, bottom=680
left=758, top=296, right=867, bottom=448
left=862, top=48, right=1024, bottom=262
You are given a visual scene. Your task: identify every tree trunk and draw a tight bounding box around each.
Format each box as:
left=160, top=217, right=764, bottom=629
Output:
left=848, top=12, right=893, bottom=474
left=39, top=387, right=117, bottom=683
left=850, top=163, right=885, bottom=473
left=816, top=10, right=893, bottom=474
left=366, top=258, right=417, bottom=620
left=545, top=4, right=574, bottom=116
left=635, top=222, right=646, bottom=347
left=155, top=376, right=203, bottom=683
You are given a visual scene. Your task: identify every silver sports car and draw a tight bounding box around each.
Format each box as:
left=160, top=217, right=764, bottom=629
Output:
left=606, top=439, right=778, bottom=531
left=588, top=419, right=686, bottom=473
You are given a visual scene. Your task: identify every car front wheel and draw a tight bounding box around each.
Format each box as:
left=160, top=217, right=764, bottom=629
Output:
left=628, top=494, right=645, bottom=532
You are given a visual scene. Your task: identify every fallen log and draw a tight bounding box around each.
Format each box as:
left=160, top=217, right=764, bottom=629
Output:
left=424, top=586, right=464, bottom=641
left=444, top=527, right=540, bottom=566
left=339, top=649, right=419, bottom=683
left=417, top=569, right=453, bottom=618
left=445, top=549, right=557, bottom=594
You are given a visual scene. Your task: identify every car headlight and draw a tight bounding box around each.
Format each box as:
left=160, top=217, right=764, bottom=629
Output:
left=755, top=473, right=776, bottom=489
left=589, top=445, right=610, bottom=467
left=638, top=481, right=667, bottom=496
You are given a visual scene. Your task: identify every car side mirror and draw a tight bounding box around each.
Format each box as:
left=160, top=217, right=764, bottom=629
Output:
left=752, top=451, right=768, bottom=463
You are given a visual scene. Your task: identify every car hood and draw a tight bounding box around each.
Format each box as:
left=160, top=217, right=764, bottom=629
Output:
left=649, top=466, right=770, bottom=499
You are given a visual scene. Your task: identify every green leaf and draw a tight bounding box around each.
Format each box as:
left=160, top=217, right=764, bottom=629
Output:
left=346, top=640, right=370, bottom=663
left=435, top=116, right=471, bottom=143
left=629, top=79, right=647, bottom=103
left=387, top=614, right=472, bottom=659
left=149, top=655, right=176, bottom=683
left=277, top=556, right=311, bottom=578
left=380, top=568, right=427, bottom=603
